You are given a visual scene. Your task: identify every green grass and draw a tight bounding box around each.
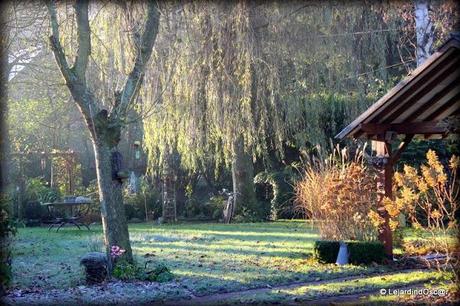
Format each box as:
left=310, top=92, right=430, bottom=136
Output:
left=217, top=270, right=451, bottom=305
left=10, top=220, right=454, bottom=301
left=393, top=227, right=457, bottom=255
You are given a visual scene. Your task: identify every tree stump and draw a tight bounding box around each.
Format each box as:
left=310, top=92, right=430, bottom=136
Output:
left=80, top=252, right=108, bottom=284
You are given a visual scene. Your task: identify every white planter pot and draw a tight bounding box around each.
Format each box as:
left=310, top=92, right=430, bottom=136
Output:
left=336, top=241, right=349, bottom=265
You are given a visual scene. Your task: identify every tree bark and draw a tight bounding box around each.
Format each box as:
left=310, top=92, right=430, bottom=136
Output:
left=231, top=136, right=258, bottom=220
left=415, top=0, right=434, bottom=66
left=162, top=151, right=177, bottom=223
left=93, top=141, right=132, bottom=262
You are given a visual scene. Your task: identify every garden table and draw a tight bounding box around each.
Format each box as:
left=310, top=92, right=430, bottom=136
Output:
left=42, top=201, right=92, bottom=232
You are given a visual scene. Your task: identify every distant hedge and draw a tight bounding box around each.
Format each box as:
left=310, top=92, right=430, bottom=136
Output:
left=313, top=240, right=385, bottom=265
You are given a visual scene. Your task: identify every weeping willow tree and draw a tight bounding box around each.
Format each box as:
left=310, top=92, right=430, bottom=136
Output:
left=143, top=1, right=295, bottom=220
left=143, top=0, right=456, bottom=220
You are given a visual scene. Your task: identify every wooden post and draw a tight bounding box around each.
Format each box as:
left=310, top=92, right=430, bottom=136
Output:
left=372, top=134, right=413, bottom=258
left=372, top=139, right=394, bottom=258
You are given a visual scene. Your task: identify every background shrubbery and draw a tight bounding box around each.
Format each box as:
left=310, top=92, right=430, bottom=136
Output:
left=184, top=194, right=227, bottom=221
left=0, top=194, right=16, bottom=296
left=123, top=188, right=161, bottom=221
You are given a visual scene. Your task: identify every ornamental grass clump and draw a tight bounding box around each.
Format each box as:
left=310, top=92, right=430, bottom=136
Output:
left=295, top=143, right=380, bottom=241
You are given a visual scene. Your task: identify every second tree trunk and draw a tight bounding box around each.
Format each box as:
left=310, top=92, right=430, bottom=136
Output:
left=231, top=136, right=259, bottom=220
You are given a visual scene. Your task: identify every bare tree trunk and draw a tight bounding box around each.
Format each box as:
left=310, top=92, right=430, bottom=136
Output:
left=415, top=0, right=434, bottom=66
left=94, top=141, right=132, bottom=262
left=231, top=136, right=258, bottom=220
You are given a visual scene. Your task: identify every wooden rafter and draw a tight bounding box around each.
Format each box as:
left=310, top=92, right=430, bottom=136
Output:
left=360, top=121, right=450, bottom=136
left=380, top=56, right=460, bottom=123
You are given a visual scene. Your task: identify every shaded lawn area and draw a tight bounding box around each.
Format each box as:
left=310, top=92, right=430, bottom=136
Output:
left=9, top=221, right=452, bottom=300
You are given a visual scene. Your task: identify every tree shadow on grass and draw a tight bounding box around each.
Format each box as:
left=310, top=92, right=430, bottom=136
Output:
left=136, top=255, right=374, bottom=297
left=133, top=241, right=311, bottom=259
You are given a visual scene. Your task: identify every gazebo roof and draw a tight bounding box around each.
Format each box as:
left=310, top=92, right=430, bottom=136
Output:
left=336, top=33, right=460, bottom=140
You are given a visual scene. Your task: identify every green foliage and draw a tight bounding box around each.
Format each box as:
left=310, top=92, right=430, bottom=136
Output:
left=25, top=177, right=60, bottom=203
left=314, top=240, right=385, bottom=265
left=254, top=165, right=299, bottom=220
left=185, top=195, right=226, bottom=220
left=0, top=194, right=17, bottom=292
left=392, top=228, right=404, bottom=249
left=397, top=139, right=458, bottom=170
left=144, top=262, right=174, bottom=283
left=24, top=201, right=45, bottom=223
left=8, top=99, right=68, bottom=152
left=112, top=259, right=174, bottom=283
left=313, top=240, right=340, bottom=264
left=75, top=180, right=99, bottom=202
left=347, top=241, right=385, bottom=265
left=112, top=260, right=139, bottom=281
left=207, top=195, right=227, bottom=220
left=123, top=181, right=161, bottom=220
left=233, top=205, right=268, bottom=223
left=21, top=178, right=60, bottom=221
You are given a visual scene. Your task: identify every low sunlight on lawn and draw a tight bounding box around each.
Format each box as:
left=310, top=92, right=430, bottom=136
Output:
left=11, top=220, right=452, bottom=302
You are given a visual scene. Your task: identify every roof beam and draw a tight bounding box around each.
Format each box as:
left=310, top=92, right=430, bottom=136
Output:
left=364, top=50, right=459, bottom=124
left=380, top=56, right=460, bottom=123
left=403, top=76, right=460, bottom=122
left=360, top=121, right=449, bottom=135
left=424, top=91, right=460, bottom=121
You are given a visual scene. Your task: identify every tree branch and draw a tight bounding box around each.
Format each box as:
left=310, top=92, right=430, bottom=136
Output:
left=73, top=0, right=90, bottom=83
left=114, top=0, right=160, bottom=117
left=46, top=0, right=98, bottom=133
left=46, top=0, right=72, bottom=81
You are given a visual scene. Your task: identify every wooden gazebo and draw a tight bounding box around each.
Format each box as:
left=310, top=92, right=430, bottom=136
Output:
left=336, top=33, right=460, bottom=257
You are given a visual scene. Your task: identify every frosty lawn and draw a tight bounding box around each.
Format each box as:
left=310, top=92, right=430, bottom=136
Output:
left=10, top=221, right=452, bottom=303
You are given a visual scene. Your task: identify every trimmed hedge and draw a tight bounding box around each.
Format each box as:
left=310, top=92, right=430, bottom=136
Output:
left=347, top=241, right=385, bottom=265
left=313, top=240, right=385, bottom=265
left=313, top=240, right=340, bottom=263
